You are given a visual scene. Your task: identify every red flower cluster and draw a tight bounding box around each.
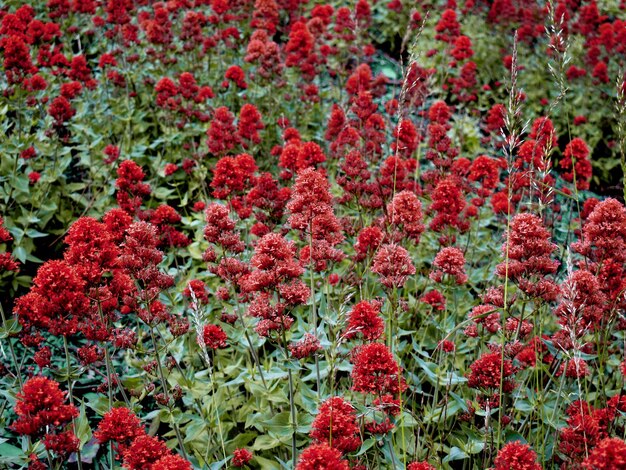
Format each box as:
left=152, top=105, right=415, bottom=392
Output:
left=242, top=233, right=308, bottom=336
left=386, top=190, right=425, bottom=243
left=429, top=177, right=469, bottom=235
left=0, top=215, right=19, bottom=273
left=94, top=406, right=144, bottom=449
left=467, top=351, right=516, bottom=393
left=560, top=137, right=592, bottom=190
left=204, top=203, right=245, bottom=255
left=232, top=448, right=253, bottom=467
left=14, top=260, right=88, bottom=336
left=95, top=407, right=191, bottom=470
left=295, top=443, right=349, bottom=470
left=115, top=160, right=151, bottom=214
left=494, top=441, right=541, bottom=470
left=287, top=167, right=344, bottom=271
left=371, top=243, right=415, bottom=289
left=430, top=246, right=468, bottom=284
left=207, top=106, right=240, bottom=155
left=201, top=324, right=228, bottom=350
left=344, top=300, right=385, bottom=341
left=12, top=377, right=78, bottom=438
left=351, top=342, right=406, bottom=396
left=310, top=397, right=361, bottom=453
left=289, top=333, right=322, bottom=359
left=496, top=213, right=559, bottom=301
left=407, top=463, right=435, bottom=470
left=583, top=437, right=626, bottom=470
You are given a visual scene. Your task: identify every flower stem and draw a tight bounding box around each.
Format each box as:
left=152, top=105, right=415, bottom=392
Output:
left=62, top=336, right=84, bottom=470
left=149, top=327, right=188, bottom=461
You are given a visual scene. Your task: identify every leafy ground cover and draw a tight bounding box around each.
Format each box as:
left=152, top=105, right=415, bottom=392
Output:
left=2, top=0, right=626, bottom=469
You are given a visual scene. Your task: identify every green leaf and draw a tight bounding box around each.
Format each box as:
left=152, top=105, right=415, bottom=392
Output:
left=0, top=442, right=23, bottom=465
left=76, top=404, right=92, bottom=446
left=443, top=446, right=469, bottom=463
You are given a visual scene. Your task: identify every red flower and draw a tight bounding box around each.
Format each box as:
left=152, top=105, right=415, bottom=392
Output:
left=232, top=448, right=253, bottom=467
left=354, top=226, right=383, bottom=261
left=28, top=171, right=40, bottom=184
left=467, top=351, right=516, bottom=392
left=421, top=290, right=446, bottom=311
left=559, top=400, right=606, bottom=464
left=351, top=342, right=406, bottom=396
left=295, top=443, right=350, bottom=470
left=201, top=324, right=228, bottom=350
left=496, top=213, right=559, bottom=301
left=557, top=358, right=590, bottom=378
left=287, top=167, right=344, bottom=270
left=115, top=160, right=151, bottom=214
left=289, top=333, right=322, bottom=359
left=310, top=397, right=361, bottom=453
left=344, top=300, right=384, bottom=341
left=451, top=35, right=474, bottom=60
left=435, top=9, right=460, bottom=43
left=151, top=454, right=192, bottom=470
left=69, top=55, right=96, bottom=88
left=207, top=107, right=239, bottom=155
left=211, top=153, right=257, bottom=200
left=1, top=35, right=36, bottom=84
left=573, top=198, right=626, bottom=265
left=204, top=203, right=244, bottom=254
left=33, top=346, right=51, bottom=369
left=11, top=377, right=78, bottom=437
left=48, top=96, right=75, bottom=126
left=94, top=407, right=145, bottom=445
left=407, top=463, right=435, bottom=470
left=14, top=260, right=89, bottom=336
left=386, top=190, right=425, bottom=243
left=555, top=269, right=606, bottom=331
left=371, top=243, right=415, bottom=289
left=583, top=437, right=626, bottom=469
left=183, top=279, right=209, bottom=304
left=560, top=138, right=592, bottom=191
left=469, top=155, right=502, bottom=193
left=494, top=441, right=541, bottom=470
left=155, top=77, right=179, bottom=110
left=122, top=434, right=170, bottom=470
left=284, top=21, right=315, bottom=78
left=430, top=177, right=468, bottom=233
left=43, top=430, right=79, bottom=456
left=224, top=65, right=247, bottom=89
left=430, top=247, right=468, bottom=284
left=238, top=104, right=264, bottom=145
left=392, top=119, right=419, bottom=158
left=20, top=146, right=36, bottom=160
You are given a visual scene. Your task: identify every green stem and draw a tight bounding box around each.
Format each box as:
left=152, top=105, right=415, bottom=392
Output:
left=149, top=328, right=188, bottom=461
left=63, top=336, right=84, bottom=470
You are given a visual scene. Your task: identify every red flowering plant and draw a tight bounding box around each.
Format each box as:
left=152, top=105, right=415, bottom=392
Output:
left=3, top=1, right=626, bottom=469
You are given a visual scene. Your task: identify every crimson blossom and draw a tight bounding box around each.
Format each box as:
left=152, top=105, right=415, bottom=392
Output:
left=295, top=443, right=350, bottom=470
left=371, top=243, right=415, bottom=289
left=430, top=246, right=468, bottom=284
left=496, top=213, right=559, bottom=301
left=494, top=441, right=541, bottom=470
left=344, top=300, right=385, bottom=341
left=467, top=351, right=516, bottom=393
left=241, top=233, right=309, bottom=337
left=407, top=463, right=435, bottom=470
left=232, top=448, right=253, bottom=467
left=310, top=397, right=361, bottom=453
left=11, top=376, right=78, bottom=438
left=583, top=437, right=626, bottom=470
left=351, top=342, right=406, bottom=396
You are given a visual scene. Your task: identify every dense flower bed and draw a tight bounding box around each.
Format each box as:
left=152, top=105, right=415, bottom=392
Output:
left=2, top=0, right=626, bottom=469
